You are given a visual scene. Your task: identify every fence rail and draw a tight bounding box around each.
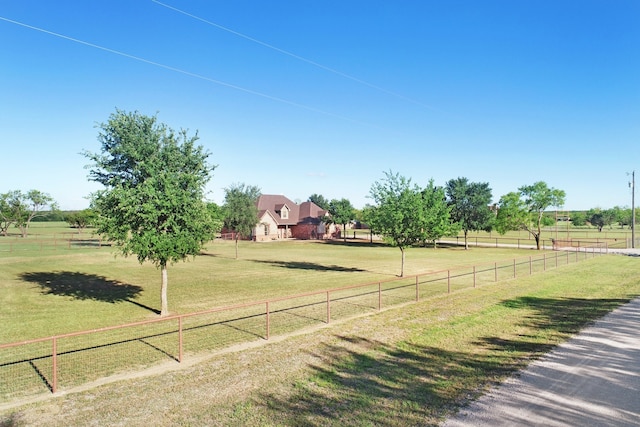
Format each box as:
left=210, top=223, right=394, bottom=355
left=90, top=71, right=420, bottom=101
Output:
left=0, top=236, right=104, bottom=253
left=0, top=245, right=608, bottom=404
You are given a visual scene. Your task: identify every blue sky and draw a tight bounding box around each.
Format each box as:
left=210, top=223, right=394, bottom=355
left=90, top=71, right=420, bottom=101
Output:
left=1, top=1, right=638, bottom=211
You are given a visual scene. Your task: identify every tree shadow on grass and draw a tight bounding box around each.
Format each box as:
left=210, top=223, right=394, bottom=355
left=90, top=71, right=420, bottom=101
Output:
left=19, top=271, right=159, bottom=314
left=261, top=296, right=637, bottom=425
left=249, top=260, right=367, bottom=273
left=498, top=296, right=632, bottom=335
left=260, top=336, right=518, bottom=426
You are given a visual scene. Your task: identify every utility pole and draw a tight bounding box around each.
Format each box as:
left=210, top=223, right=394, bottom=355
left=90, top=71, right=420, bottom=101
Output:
left=632, top=171, right=636, bottom=248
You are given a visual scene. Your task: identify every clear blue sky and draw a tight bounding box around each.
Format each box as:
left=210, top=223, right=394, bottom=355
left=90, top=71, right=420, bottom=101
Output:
left=1, top=1, right=638, bottom=211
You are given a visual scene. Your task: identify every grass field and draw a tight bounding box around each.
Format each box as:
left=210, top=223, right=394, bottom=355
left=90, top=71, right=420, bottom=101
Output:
left=1, top=223, right=638, bottom=425
left=2, top=223, right=576, bottom=343
left=1, top=255, right=638, bottom=426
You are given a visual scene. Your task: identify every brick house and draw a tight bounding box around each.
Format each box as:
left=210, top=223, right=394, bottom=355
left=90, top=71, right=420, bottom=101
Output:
left=253, top=195, right=339, bottom=241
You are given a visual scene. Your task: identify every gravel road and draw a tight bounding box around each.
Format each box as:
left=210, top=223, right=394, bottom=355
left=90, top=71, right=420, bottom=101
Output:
left=441, top=295, right=640, bottom=426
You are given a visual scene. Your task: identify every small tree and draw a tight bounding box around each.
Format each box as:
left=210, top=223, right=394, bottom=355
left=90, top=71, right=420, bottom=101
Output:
left=570, top=211, right=587, bottom=227
left=84, top=109, right=218, bottom=316
left=587, top=208, right=616, bottom=232
left=0, top=191, right=21, bottom=236
left=367, top=171, right=427, bottom=277
left=495, top=181, right=565, bottom=249
left=308, top=194, right=330, bottom=210
left=223, top=183, right=261, bottom=259
left=445, top=177, right=494, bottom=249
left=0, top=190, right=58, bottom=238
left=328, top=198, right=355, bottom=242
left=66, top=209, right=96, bottom=233
left=421, top=180, right=458, bottom=248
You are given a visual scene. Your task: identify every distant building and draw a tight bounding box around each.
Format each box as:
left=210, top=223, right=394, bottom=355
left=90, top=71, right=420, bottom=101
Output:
left=253, top=195, right=340, bottom=241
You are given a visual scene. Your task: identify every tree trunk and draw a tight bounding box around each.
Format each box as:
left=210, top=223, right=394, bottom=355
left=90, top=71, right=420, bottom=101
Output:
left=160, top=265, right=168, bottom=317
left=464, top=229, right=469, bottom=250
left=343, top=224, right=347, bottom=242
left=235, top=236, right=239, bottom=259
left=400, top=246, right=405, bottom=277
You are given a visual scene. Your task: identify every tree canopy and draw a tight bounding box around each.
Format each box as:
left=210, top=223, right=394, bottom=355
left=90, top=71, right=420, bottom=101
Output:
left=328, top=198, right=355, bottom=242
left=223, top=183, right=261, bottom=258
left=84, top=109, right=218, bottom=316
left=308, top=193, right=330, bottom=210
left=495, top=181, right=565, bottom=249
left=421, top=180, right=458, bottom=248
left=367, top=171, right=454, bottom=277
left=66, top=209, right=96, bottom=232
left=0, top=190, right=57, bottom=237
left=445, top=177, right=494, bottom=249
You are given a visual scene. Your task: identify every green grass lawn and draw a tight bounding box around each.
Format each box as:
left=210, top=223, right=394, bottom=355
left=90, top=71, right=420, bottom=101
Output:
left=1, top=223, right=637, bottom=424
left=1, top=229, right=562, bottom=343
left=1, top=255, right=638, bottom=426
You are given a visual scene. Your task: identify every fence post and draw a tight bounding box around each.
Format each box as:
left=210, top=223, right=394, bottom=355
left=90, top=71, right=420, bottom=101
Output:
left=473, top=265, right=476, bottom=288
left=555, top=252, right=558, bottom=268
left=266, top=301, right=270, bottom=340
left=495, top=262, right=498, bottom=282
left=447, top=270, right=451, bottom=293
left=378, top=282, right=382, bottom=310
left=326, top=291, right=331, bottom=324
left=178, top=317, right=183, bottom=362
left=529, top=256, right=532, bottom=275
left=513, top=259, right=516, bottom=278
left=544, top=253, right=546, bottom=271
left=52, top=337, right=57, bottom=394
left=415, top=275, right=419, bottom=301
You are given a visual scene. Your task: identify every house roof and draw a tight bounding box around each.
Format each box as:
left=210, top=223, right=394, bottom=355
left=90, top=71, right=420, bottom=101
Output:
left=256, top=195, right=326, bottom=226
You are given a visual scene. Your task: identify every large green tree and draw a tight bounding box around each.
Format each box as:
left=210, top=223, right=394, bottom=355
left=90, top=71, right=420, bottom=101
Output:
left=328, top=198, right=355, bottom=242
left=495, top=181, right=565, bottom=250
left=421, top=180, right=458, bottom=248
left=84, top=110, right=218, bottom=316
left=445, top=177, right=494, bottom=249
left=223, top=183, right=261, bottom=259
left=367, top=171, right=427, bottom=277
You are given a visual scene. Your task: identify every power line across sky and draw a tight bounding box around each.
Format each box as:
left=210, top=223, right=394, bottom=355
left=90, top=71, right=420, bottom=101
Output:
left=0, top=1, right=638, bottom=211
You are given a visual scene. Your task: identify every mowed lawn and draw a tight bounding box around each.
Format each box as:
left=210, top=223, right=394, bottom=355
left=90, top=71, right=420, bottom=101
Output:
left=1, top=233, right=556, bottom=343
left=1, top=253, right=638, bottom=426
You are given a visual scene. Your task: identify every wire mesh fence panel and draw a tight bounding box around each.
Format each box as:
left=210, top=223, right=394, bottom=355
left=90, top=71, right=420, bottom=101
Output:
left=495, top=261, right=515, bottom=282
left=268, top=294, right=328, bottom=336
left=417, top=272, right=450, bottom=299
left=531, top=256, right=546, bottom=274
left=55, top=321, right=179, bottom=391
left=448, top=268, right=474, bottom=293
left=474, top=265, right=498, bottom=287
left=381, top=278, right=418, bottom=306
left=0, top=341, right=53, bottom=402
left=328, top=284, right=380, bottom=321
left=181, top=305, right=266, bottom=355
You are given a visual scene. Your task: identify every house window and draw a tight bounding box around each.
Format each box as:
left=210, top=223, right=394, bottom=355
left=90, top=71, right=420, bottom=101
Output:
left=264, top=224, right=270, bottom=235
left=281, top=207, right=289, bottom=219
